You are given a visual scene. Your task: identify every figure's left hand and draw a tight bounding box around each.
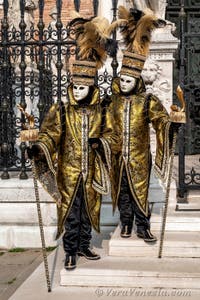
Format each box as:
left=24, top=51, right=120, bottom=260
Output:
left=56, top=198, right=62, bottom=208
left=88, top=138, right=100, bottom=149
left=172, top=122, right=182, bottom=133
left=26, top=144, right=41, bottom=160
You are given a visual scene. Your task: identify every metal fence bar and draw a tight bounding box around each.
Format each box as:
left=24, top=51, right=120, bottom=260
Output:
left=19, top=0, right=28, bottom=179
left=55, top=0, right=63, bottom=104
left=1, top=0, right=10, bottom=179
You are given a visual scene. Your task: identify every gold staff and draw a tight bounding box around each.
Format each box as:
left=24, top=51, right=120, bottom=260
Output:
left=17, top=104, right=51, bottom=292
left=158, top=86, right=186, bottom=258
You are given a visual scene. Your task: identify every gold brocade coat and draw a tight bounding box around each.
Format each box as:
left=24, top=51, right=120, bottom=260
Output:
left=108, top=78, right=172, bottom=216
left=34, top=85, right=112, bottom=239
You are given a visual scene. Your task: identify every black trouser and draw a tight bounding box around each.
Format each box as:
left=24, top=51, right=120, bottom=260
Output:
left=118, top=168, right=151, bottom=232
left=62, top=181, right=92, bottom=255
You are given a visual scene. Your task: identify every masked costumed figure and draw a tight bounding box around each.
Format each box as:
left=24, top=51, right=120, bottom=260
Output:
left=107, top=6, right=178, bottom=242
left=27, top=15, right=116, bottom=269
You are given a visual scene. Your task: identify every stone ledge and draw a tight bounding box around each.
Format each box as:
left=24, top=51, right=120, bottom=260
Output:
left=0, top=225, right=57, bottom=249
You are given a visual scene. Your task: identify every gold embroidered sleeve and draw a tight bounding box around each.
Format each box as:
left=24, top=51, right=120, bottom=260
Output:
left=102, top=98, right=122, bottom=154
left=37, top=103, right=62, bottom=157
left=148, top=95, right=170, bottom=130
left=33, top=103, right=62, bottom=205
left=148, top=95, right=172, bottom=180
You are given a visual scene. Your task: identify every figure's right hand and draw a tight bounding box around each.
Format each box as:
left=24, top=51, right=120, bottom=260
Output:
left=26, top=145, right=42, bottom=160
left=88, top=138, right=100, bottom=149
left=171, top=122, right=182, bottom=133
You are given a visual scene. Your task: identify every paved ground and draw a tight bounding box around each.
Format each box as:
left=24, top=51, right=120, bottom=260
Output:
left=0, top=231, right=111, bottom=300
left=0, top=249, right=48, bottom=300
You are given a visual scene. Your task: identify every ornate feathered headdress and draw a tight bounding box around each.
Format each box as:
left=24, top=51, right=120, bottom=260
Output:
left=69, top=13, right=117, bottom=85
left=109, top=5, right=166, bottom=78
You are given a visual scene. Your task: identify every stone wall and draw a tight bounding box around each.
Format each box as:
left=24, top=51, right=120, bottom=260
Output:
left=0, top=178, right=119, bottom=249
left=36, top=0, right=94, bottom=25
left=0, top=1, right=94, bottom=25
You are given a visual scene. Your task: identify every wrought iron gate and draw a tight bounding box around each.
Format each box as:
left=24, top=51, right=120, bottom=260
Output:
left=166, top=0, right=200, bottom=198
left=2, top=0, right=200, bottom=202
left=0, top=0, right=118, bottom=180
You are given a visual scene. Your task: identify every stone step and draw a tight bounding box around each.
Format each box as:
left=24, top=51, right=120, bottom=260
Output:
left=176, top=203, right=200, bottom=211
left=109, top=226, right=200, bottom=258
left=187, top=190, right=200, bottom=200
left=60, top=256, right=200, bottom=289
left=177, top=190, right=200, bottom=210
left=150, top=213, right=200, bottom=231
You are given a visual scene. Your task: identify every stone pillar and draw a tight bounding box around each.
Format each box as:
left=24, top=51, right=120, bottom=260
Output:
left=98, top=0, right=131, bottom=21
left=97, top=0, right=113, bottom=21
left=143, top=23, right=179, bottom=113
left=141, top=24, right=179, bottom=159
left=134, top=0, right=167, bottom=19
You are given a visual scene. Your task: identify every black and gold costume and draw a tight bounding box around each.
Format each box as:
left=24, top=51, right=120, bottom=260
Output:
left=107, top=77, right=172, bottom=232
left=34, top=84, right=112, bottom=255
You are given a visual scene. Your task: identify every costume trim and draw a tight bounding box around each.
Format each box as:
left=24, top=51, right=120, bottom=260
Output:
left=81, top=108, right=89, bottom=182
left=36, top=142, right=56, bottom=176
left=34, top=141, right=62, bottom=204
left=122, top=97, right=131, bottom=163
left=92, top=137, right=111, bottom=195
left=100, top=137, right=111, bottom=171
left=92, top=151, right=110, bottom=195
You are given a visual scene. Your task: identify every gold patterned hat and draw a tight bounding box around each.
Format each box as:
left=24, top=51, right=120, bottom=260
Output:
left=72, top=60, right=97, bottom=85
left=120, top=50, right=146, bottom=79
left=109, top=5, right=166, bottom=79
left=69, top=14, right=116, bottom=86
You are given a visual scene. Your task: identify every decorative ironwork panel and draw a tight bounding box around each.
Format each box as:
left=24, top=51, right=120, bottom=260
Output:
left=167, top=0, right=181, bottom=6
left=188, top=0, right=200, bottom=6
left=167, top=0, right=200, bottom=197
left=168, top=0, right=200, bottom=7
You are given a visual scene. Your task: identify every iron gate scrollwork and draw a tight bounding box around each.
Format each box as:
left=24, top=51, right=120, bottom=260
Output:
left=166, top=0, right=200, bottom=198
left=0, top=0, right=118, bottom=179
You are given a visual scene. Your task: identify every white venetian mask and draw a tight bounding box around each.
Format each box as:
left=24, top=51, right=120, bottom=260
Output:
left=73, top=84, right=89, bottom=101
left=120, top=74, right=137, bottom=93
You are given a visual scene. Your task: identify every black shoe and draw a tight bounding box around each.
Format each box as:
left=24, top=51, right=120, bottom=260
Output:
left=64, top=254, right=76, bottom=270
left=137, top=229, right=157, bottom=242
left=120, top=225, right=132, bottom=238
left=77, top=248, right=100, bottom=260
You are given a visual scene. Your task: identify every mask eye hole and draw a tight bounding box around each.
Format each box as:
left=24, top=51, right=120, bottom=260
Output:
left=79, top=87, right=85, bottom=90
left=73, top=85, right=78, bottom=90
